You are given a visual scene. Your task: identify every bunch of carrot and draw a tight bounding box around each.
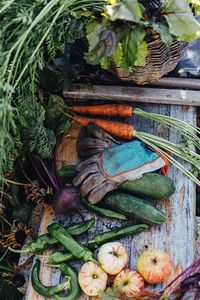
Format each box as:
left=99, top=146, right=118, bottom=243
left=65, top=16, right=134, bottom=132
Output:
left=64, top=104, right=200, bottom=186
left=69, top=104, right=200, bottom=146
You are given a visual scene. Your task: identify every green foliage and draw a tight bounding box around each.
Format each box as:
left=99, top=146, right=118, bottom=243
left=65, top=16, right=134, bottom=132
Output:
left=164, top=12, right=200, bottom=41
left=0, top=0, right=105, bottom=178
left=0, top=247, right=23, bottom=300
left=38, top=41, right=91, bottom=93
left=99, top=288, right=122, bottom=300
left=121, top=25, right=147, bottom=70
left=134, top=40, right=148, bottom=66
left=16, top=90, right=56, bottom=159
left=152, top=21, right=173, bottom=46
left=112, top=43, right=123, bottom=67
left=163, top=0, right=200, bottom=41
left=85, top=19, right=122, bottom=64
left=106, top=0, right=144, bottom=22
left=45, top=95, right=72, bottom=135
left=0, top=275, right=23, bottom=300
left=85, top=0, right=200, bottom=70
left=13, top=202, right=33, bottom=224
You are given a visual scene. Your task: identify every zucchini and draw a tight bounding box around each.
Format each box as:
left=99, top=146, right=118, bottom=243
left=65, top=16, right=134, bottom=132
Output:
left=104, top=192, right=166, bottom=225
left=121, top=173, right=175, bottom=199
left=57, top=165, right=76, bottom=179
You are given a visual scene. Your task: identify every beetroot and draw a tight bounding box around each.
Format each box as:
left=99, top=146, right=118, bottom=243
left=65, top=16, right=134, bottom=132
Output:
left=29, top=155, right=80, bottom=214
left=53, top=185, right=80, bottom=214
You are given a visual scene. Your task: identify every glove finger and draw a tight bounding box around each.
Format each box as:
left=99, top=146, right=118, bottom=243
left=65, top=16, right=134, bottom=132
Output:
left=77, top=138, right=109, bottom=159
left=87, top=123, right=120, bottom=144
left=78, top=148, right=105, bottom=159
left=73, top=163, right=99, bottom=186
left=76, top=154, right=99, bottom=172
left=78, top=138, right=108, bottom=149
left=88, top=181, right=118, bottom=204
left=80, top=173, right=106, bottom=197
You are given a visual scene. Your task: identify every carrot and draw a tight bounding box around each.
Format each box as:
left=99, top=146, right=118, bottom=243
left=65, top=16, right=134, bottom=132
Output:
left=69, top=104, right=133, bottom=118
left=74, top=116, right=134, bottom=140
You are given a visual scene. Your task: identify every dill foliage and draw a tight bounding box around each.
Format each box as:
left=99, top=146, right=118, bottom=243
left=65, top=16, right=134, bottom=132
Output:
left=0, top=0, right=105, bottom=178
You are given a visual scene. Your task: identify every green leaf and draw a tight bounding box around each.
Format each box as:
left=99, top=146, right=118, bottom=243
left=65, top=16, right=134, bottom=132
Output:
left=164, top=13, right=200, bottom=42
left=121, top=26, right=146, bottom=69
left=85, top=19, right=122, bottom=65
left=152, top=21, right=173, bottom=46
left=106, top=0, right=143, bottom=22
left=70, top=10, right=92, bottom=19
left=100, top=57, right=111, bottom=69
left=164, top=0, right=188, bottom=13
left=45, top=95, right=71, bottom=136
left=56, top=119, right=72, bottom=135
left=57, top=165, right=76, bottom=178
left=134, top=40, right=148, bottom=66
left=163, top=0, right=200, bottom=42
left=13, top=203, right=33, bottom=225
left=99, top=288, right=121, bottom=300
left=0, top=277, right=23, bottom=300
left=112, top=43, right=123, bottom=66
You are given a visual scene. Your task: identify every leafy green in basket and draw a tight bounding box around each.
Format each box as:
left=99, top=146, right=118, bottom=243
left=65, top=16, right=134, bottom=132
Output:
left=85, top=0, right=200, bottom=70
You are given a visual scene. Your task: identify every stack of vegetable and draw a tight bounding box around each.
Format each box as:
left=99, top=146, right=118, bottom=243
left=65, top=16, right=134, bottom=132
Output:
left=1, top=0, right=200, bottom=180
left=1, top=1, right=200, bottom=298
left=8, top=117, right=176, bottom=298
left=9, top=221, right=200, bottom=299
left=61, top=103, right=200, bottom=186
left=9, top=219, right=149, bottom=298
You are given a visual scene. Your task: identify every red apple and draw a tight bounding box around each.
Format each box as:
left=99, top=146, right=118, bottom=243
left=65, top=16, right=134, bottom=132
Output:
left=78, top=262, right=108, bottom=296
left=137, top=249, right=173, bottom=284
left=98, top=242, right=128, bottom=275
left=113, top=269, right=144, bottom=298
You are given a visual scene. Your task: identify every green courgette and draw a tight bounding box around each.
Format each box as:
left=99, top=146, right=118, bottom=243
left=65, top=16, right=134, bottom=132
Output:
left=57, top=165, right=77, bottom=179
left=104, top=192, right=166, bottom=225
left=121, top=173, right=175, bottom=199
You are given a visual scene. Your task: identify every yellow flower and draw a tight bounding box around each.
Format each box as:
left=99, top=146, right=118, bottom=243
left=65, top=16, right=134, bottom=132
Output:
left=107, top=0, right=116, bottom=4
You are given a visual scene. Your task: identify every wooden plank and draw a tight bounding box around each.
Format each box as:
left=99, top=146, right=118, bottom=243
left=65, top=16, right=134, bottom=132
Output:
left=25, top=103, right=196, bottom=300
left=63, top=84, right=200, bottom=106
left=149, top=77, right=200, bottom=90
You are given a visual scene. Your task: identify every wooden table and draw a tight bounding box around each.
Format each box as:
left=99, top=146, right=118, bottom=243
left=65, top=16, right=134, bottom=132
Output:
left=22, top=100, right=196, bottom=300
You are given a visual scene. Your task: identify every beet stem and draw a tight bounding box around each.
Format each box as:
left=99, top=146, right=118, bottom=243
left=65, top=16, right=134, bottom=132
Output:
left=161, top=258, right=200, bottom=295
left=36, top=155, right=59, bottom=191
left=28, top=155, right=50, bottom=188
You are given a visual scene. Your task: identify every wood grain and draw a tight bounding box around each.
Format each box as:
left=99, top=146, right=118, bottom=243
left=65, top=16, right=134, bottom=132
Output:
left=63, top=84, right=200, bottom=106
left=25, top=103, right=196, bottom=300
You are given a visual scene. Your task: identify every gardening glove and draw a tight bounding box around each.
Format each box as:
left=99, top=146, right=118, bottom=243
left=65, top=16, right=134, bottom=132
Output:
left=77, top=123, right=120, bottom=159
left=73, top=140, right=166, bottom=204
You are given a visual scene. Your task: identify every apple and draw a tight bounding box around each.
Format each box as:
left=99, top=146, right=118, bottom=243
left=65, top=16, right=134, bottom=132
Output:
left=97, top=242, right=128, bottom=275
left=78, top=262, right=108, bottom=296
left=137, top=248, right=173, bottom=284
left=113, top=269, right=144, bottom=298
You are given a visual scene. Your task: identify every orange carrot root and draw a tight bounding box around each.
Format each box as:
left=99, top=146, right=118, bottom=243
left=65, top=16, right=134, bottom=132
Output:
left=74, top=116, right=134, bottom=140
left=70, top=104, right=133, bottom=118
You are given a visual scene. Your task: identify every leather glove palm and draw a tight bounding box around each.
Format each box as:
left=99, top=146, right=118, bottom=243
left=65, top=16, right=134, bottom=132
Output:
left=73, top=139, right=165, bottom=204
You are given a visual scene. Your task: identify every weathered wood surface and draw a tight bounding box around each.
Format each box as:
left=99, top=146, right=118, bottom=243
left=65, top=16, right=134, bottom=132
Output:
left=63, top=84, right=200, bottom=106
left=149, top=77, right=200, bottom=90
left=24, top=103, right=196, bottom=300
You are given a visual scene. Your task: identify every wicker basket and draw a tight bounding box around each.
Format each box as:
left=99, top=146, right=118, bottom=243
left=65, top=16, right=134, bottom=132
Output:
left=109, top=35, right=187, bottom=85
